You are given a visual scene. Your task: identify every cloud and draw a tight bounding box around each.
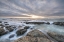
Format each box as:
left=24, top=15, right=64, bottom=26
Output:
left=0, top=0, right=64, bottom=18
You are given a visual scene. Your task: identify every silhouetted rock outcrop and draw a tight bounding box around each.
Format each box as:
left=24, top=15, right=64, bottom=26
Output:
left=53, top=22, right=64, bottom=26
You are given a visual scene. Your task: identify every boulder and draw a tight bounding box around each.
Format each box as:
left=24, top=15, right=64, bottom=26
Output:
left=47, top=32, right=64, bottom=42
left=10, top=25, right=16, bottom=29
left=0, top=21, right=2, bottom=23
left=24, top=26, right=30, bottom=29
left=15, top=36, right=53, bottom=42
left=0, top=23, right=4, bottom=26
left=4, top=22, right=8, bottom=23
left=0, top=28, right=8, bottom=36
left=27, top=30, right=47, bottom=37
left=5, top=26, right=14, bottom=32
left=16, top=29, right=27, bottom=36
left=9, top=34, right=15, bottom=38
left=15, top=30, right=54, bottom=42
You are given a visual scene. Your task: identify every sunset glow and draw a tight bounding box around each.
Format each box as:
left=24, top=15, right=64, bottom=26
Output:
left=22, top=14, right=45, bottom=19
left=31, top=15, right=45, bottom=19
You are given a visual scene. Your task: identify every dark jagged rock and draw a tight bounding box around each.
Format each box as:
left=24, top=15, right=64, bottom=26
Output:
left=0, top=21, right=2, bottom=23
left=47, top=32, right=64, bottom=42
left=5, top=23, right=9, bottom=26
left=15, top=30, right=54, bottom=42
left=53, top=22, right=64, bottom=26
left=12, top=25, right=16, bottom=28
left=0, top=23, right=4, bottom=26
left=9, top=34, right=15, bottom=38
left=25, top=22, right=45, bottom=24
left=0, top=28, right=8, bottom=36
left=24, top=26, right=30, bottom=29
left=16, top=29, right=27, bottom=36
left=45, top=22, right=50, bottom=24
left=5, top=26, right=14, bottom=32
left=4, top=22, right=8, bottom=23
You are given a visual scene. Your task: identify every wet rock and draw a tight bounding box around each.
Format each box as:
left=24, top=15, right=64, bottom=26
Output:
left=4, top=22, right=8, bottom=23
left=47, top=32, right=64, bottom=42
left=5, top=23, right=9, bottom=26
left=24, top=26, right=30, bottom=29
left=15, top=30, right=54, bottom=42
left=0, top=23, right=4, bottom=26
left=25, top=22, right=45, bottom=24
left=0, top=26, right=3, bottom=28
left=18, top=25, right=22, bottom=28
left=27, top=30, right=47, bottom=37
left=53, top=22, right=64, bottom=26
left=9, top=34, right=15, bottom=38
left=10, top=25, right=16, bottom=29
left=0, top=21, right=2, bottom=23
left=0, top=28, right=8, bottom=36
left=15, top=36, right=53, bottom=42
left=16, top=29, right=27, bottom=36
left=45, top=22, right=50, bottom=24
left=6, top=26, right=14, bottom=32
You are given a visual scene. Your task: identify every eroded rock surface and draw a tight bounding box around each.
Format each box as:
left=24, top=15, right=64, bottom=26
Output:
left=0, top=28, right=8, bottom=36
left=16, top=29, right=27, bottom=36
left=47, top=32, right=64, bottom=42
left=15, top=30, right=54, bottom=42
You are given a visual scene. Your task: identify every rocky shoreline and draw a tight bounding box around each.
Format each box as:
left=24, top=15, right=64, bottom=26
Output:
left=15, top=29, right=64, bottom=42
left=14, top=30, right=54, bottom=42
left=0, top=21, right=64, bottom=42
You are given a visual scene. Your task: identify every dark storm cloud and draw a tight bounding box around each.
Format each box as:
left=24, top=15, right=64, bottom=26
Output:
left=0, top=0, right=64, bottom=18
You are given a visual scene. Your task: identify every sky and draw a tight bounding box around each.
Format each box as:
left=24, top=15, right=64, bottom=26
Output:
left=0, top=0, right=64, bottom=19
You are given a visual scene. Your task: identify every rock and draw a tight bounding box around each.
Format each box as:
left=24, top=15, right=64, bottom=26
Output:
left=53, top=22, right=60, bottom=25
left=18, top=25, right=22, bottom=28
left=4, top=22, right=8, bottom=23
left=24, top=26, right=30, bottom=29
left=15, top=30, right=54, bottom=42
left=5, top=23, right=9, bottom=26
left=10, top=25, right=16, bottom=29
left=27, top=30, right=47, bottom=37
left=16, top=29, right=27, bottom=36
left=9, top=34, right=15, bottom=38
left=0, top=23, right=4, bottom=26
left=47, top=32, right=64, bottom=42
left=15, top=36, right=53, bottom=42
left=45, top=22, right=50, bottom=24
left=0, top=28, right=7, bottom=36
left=53, top=22, right=64, bottom=26
left=6, top=26, right=14, bottom=32
left=25, top=22, right=45, bottom=24
left=0, top=21, right=2, bottom=23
